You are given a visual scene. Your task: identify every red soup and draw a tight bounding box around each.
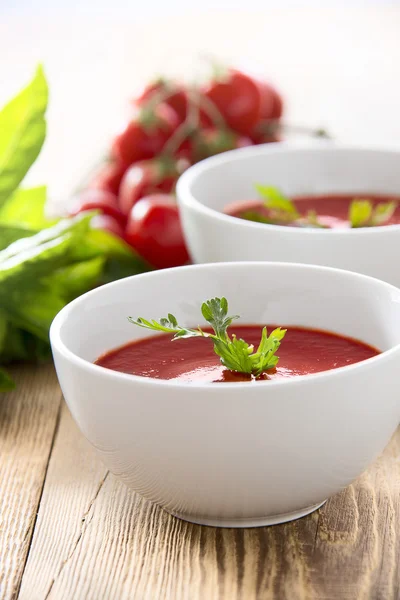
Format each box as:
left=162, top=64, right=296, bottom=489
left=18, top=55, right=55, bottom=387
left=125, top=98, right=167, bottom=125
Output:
left=95, top=325, right=379, bottom=383
left=226, top=194, right=400, bottom=229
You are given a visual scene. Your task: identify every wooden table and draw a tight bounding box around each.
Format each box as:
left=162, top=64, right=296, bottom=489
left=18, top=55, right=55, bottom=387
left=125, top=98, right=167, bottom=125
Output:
left=1, top=6, right=400, bottom=599
left=1, top=364, right=399, bottom=600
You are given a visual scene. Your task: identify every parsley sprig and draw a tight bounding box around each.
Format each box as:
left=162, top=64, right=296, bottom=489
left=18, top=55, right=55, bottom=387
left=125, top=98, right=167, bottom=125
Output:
left=349, top=199, right=396, bottom=228
left=128, top=297, right=286, bottom=378
left=252, top=185, right=328, bottom=228
left=241, top=184, right=397, bottom=229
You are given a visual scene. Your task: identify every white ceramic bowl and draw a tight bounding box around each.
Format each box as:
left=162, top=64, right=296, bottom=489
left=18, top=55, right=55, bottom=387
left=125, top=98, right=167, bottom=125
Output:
left=177, top=145, right=400, bottom=287
left=50, top=262, right=400, bottom=528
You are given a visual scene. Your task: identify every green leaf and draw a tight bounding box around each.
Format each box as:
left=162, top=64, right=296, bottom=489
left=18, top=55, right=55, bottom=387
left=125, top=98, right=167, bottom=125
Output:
left=252, top=326, right=286, bottom=376
left=370, top=201, right=397, bottom=226
left=129, top=297, right=286, bottom=377
left=44, top=256, right=105, bottom=302
left=128, top=314, right=205, bottom=339
left=0, top=367, right=15, bottom=392
left=200, top=297, right=239, bottom=340
left=0, top=215, right=94, bottom=342
left=0, top=186, right=54, bottom=229
left=73, top=228, right=151, bottom=283
left=0, top=65, right=48, bottom=207
left=239, top=211, right=274, bottom=225
left=255, top=184, right=299, bottom=218
left=349, top=199, right=397, bottom=228
left=0, top=224, right=37, bottom=250
left=213, top=335, right=254, bottom=373
left=0, top=213, right=93, bottom=284
left=349, top=199, right=372, bottom=228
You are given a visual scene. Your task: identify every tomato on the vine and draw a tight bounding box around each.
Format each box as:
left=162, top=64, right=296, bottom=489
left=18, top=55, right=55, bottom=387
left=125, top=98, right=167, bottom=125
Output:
left=255, top=80, right=283, bottom=120
left=69, top=189, right=126, bottom=226
left=112, top=102, right=179, bottom=165
left=125, top=194, right=189, bottom=269
left=136, top=79, right=188, bottom=124
left=203, top=69, right=261, bottom=136
left=118, top=159, right=178, bottom=215
left=87, top=161, right=127, bottom=196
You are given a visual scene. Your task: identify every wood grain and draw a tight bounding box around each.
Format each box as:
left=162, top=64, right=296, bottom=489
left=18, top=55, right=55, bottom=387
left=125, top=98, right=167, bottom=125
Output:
left=18, top=400, right=400, bottom=600
left=0, top=364, right=61, bottom=600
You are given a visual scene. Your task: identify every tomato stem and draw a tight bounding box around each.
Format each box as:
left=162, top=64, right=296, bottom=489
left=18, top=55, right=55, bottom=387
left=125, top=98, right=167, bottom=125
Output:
left=256, top=119, right=331, bottom=139
left=197, top=91, right=227, bottom=130
left=161, top=88, right=201, bottom=157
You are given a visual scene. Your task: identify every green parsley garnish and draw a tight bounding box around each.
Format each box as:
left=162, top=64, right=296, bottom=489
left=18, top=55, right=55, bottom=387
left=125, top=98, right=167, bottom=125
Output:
left=242, top=185, right=398, bottom=229
left=128, top=297, right=286, bottom=378
left=349, top=199, right=396, bottom=228
left=247, top=185, right=327, bottom=228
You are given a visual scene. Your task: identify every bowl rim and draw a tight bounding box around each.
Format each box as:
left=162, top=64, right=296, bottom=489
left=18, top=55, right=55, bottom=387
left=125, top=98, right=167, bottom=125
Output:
left=50, top=261, right=400, bottom=391
left=176, top=143, right=400, bottom=237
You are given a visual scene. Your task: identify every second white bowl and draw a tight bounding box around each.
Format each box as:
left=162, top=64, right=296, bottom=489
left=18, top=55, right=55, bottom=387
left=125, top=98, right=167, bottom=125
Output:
left=177, top=144, right=400, bottom=287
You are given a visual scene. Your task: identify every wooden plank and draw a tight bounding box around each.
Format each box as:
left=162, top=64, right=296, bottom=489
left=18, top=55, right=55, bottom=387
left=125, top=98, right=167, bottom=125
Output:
left=0, top=364, right=61, bottom=600
left=19, top=401, right=400, bottom=600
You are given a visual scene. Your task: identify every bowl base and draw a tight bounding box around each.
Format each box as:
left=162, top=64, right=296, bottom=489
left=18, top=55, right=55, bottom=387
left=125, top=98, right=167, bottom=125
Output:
left=165, top=499, right=327, bottom=528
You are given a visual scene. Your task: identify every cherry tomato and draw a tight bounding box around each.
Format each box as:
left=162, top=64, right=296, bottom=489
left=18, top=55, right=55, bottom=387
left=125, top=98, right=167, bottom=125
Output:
left=90, top=214, right=125, bottom=238
left=203, top=69, right=261, bottom=135
left=118, top=159, right=178, bottom=215
left=236, top=135, right=253, bottom=149
left=112, top=102, right=179, bottom=165
left=136, top=79, right=188, bottom=123
left=255, top=80, right=284, bottom=120
left=87, top=161, right=127, bottom=196
left=69, top=189, right=126, bottom=226
left=125, top=194, right=189, bottom=269
left=252, top=132, right=281, bottom=144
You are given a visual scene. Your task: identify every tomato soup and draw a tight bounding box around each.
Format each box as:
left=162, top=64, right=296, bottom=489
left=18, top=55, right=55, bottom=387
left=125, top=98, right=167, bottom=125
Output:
left=95, top=325, right=379, bottom=383
left=225, top=194, right=400, bottom=229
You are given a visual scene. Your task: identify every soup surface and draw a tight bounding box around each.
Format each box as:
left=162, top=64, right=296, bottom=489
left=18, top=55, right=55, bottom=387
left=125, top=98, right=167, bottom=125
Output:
left=225, top=194, right=400, bottom=229
left=96, top=325, right=379, bottom=383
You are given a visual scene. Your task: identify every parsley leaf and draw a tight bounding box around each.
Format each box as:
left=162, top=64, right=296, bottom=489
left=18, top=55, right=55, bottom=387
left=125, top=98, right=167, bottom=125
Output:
left=255, top=184, right=299, bottom=221
left=251, top=185, right=327, bottom=228
left=129, top=297, right=286, bottom=378
left=349, top=199, right=397, bottom=228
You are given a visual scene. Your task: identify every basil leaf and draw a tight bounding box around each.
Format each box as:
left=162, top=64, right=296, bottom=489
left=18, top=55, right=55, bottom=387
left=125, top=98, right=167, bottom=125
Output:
left=44, top=256, right=105, bottom=301
left=0, top=65, right=48, bottom=207
left=0, top=224, right=37, bottom=250
left=0, top=186, right=54, bottom=229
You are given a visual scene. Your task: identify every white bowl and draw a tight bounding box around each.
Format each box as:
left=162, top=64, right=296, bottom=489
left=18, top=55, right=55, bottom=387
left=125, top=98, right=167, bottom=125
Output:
left=177, top=144, right=400, bottom=287
left=50, top=262, right=400, bottom=528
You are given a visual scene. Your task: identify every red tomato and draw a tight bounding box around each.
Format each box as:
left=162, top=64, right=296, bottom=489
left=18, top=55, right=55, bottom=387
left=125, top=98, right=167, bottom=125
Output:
left=136, top=79, right=188, bottom=123
left=90, top=214, right=125, bottom=238
left=69, top=189, right=126, bottom=226
left=255, top=80, right=284, bottom=120
left=236, top=135, right=253, bottom=149
left=112, top=102, right=179, bottom=165
left=87, top=161, right=127, bottom=196
left=253, top=133, right=281, bottom=144
left=125, top=194, right=189, bottom=269
left=203, top=69, right=261, bottom=135
left=118, top=159, right=178, bottom=215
